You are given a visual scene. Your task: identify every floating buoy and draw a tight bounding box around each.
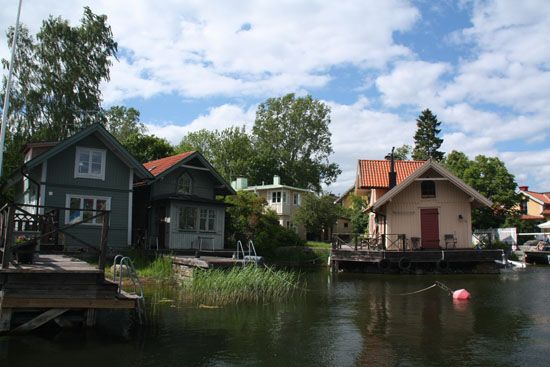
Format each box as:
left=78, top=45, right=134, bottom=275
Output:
left=452, top=288, right=471, bottom=301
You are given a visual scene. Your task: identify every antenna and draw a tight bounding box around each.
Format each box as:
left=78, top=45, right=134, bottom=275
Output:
left=0, top=0, right=23, bottom=177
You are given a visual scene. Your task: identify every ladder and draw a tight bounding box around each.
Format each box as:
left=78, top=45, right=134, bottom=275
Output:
left=112, top=255, right=145, bottom=324
left=236, top=240, right=263, bottom=265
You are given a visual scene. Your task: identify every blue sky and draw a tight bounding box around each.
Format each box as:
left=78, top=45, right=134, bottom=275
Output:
left=1, top=0, right=549, bottom=194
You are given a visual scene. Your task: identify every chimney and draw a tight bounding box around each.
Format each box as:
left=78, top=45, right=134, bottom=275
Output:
left=388, top=147, right=397, bottom=190
left=273, top=175, right=281, bottom=185
left=519, top=185, right=529, bottom=192
left=232, top=177, right=248, bottom=190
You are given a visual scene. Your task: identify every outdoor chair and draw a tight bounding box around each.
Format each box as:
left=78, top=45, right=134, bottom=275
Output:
left=410, top=237, right=421, bottom=250
left=444, top=234, right=457, bottom=249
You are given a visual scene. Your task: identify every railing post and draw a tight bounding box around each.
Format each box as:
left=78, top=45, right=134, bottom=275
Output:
left=98, top=211, right=110, bottom=270
left=2, top=205, right=15, bottom=269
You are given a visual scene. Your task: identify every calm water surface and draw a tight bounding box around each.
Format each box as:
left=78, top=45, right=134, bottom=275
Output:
left=2, top=267, right=550, bottom=367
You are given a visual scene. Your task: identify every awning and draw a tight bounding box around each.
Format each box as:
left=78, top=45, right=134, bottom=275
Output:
left=537, top=221, right=550, bottom=229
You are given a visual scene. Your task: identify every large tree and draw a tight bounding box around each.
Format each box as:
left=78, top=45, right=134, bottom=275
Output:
left=123, top=134, right=175, bottom=164
left=177, top=126, right=253, bottom=182
left=1, top=7, right=117, bottom=141
left=104, top=106, right=145, bottom=143
left=412, top=109, right=444, bottom=161
left=293, top=193, right=341, bottom=240
left=251, top=94, right=341, bottom=191
left=443, top=151, right=520, bottom=229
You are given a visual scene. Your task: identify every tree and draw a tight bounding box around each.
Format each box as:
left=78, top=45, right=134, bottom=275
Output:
left=123, top=134, right=175, bottom=163
left=293, top=193, right=341, bottom=240
left=251, top=94, right=341, bottom=191
left=412, top=109, right=444, bottom=161
left=1, top=7, right=117, bottom=141
left=104, top=106, right=145, bottom=143
left=177, top=126, right=253, bottom=182
left=443, top=151, right=520, bottom=229
left=347, top=194, right=369, bottom=247
left=390, top=144, right=412, bottom=160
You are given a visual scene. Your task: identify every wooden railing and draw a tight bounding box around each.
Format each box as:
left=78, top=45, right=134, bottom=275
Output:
left=0, top=203, right=110, bottom=270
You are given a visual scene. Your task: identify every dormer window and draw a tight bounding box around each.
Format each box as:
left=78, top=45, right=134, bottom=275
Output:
left=421, top=180, right=436, bottom=198
left=177, top=173, right=192, bottom=194
left=74, top=147, right=106, bottom=180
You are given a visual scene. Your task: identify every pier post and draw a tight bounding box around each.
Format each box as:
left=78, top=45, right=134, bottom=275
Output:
left=0, top=307, right=12, bottom=332
left=1, top=206, right=14, bottom=269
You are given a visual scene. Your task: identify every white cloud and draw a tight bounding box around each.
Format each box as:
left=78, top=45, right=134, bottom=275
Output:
left=145, top=103, right=256, bottom=145
left=0, top=0, right=419, bottom=103
left=376, top=60, right=451, bottom=107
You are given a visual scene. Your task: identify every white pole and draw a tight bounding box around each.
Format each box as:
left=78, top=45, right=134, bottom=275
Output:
left=0, top=0, right=23, bottom=178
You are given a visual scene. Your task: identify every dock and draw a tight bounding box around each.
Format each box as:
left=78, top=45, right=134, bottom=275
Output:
left=0, top=203, right=141, bottom=334
left=331, top=244, right=504, bottom=274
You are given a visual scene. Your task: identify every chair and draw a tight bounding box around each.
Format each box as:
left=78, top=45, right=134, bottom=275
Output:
left=444, top=234, right=457, bottom=249
left=410, top=237, right=421, bottom=250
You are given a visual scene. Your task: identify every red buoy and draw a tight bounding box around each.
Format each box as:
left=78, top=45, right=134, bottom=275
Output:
left=452, top=288, right=471, bottom=301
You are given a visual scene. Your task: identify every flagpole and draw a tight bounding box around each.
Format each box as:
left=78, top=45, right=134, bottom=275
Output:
left=0, top=0, right=23, bottom=178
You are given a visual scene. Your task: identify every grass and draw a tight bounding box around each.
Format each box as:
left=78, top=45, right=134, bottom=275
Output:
left=104, top=253, right=174, bottom=282
left=182, top=265, right=304, bottom=306
left=305, top=241, right=332, bottom=249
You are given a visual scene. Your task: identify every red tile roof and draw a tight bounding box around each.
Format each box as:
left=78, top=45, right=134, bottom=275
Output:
left=358, top=160, right=426, bottom=188
left=520, top=214, right=545, bottom=220
left=143, top=151, right=195, bottom=177
left=525, top=190, right=550, bottom=204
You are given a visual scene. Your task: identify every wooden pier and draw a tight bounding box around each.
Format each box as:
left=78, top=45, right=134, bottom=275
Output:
left=0, top=203, right=140, bottom=334
left=331, top=245, right=504, bottom=274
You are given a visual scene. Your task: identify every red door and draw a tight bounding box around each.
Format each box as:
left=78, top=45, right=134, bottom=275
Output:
left=420, top=208, right=440, bottom=249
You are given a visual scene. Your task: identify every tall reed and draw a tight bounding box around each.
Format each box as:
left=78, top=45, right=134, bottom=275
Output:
left=183, top=265, right=304, bottom=305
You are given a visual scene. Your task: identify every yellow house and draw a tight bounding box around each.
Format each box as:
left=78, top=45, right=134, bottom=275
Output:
left=231, top=176, right=312, bottom=240
left=369, top=159, right=492, bottom=249
left=518, top=186, right=550, bottom=222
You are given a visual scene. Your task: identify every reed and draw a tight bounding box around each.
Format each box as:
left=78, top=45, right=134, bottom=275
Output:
left=183, top=265, right=304, bottom=305
left=136, top=255, right=174, bottom=280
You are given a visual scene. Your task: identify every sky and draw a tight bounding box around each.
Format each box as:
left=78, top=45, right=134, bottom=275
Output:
left=1, top=0, right=549, bottom=194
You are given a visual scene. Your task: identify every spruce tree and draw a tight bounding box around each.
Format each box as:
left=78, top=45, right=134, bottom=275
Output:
left=411, top=109, right=444, bottom=161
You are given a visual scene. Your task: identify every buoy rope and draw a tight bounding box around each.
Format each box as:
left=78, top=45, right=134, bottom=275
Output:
left=393, top=281, right=455, bottom=296
left=392, top=283, right=437, bottom=296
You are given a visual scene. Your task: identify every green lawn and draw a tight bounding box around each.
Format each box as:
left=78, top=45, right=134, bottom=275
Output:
left=305, top=241, right=332, bottom=249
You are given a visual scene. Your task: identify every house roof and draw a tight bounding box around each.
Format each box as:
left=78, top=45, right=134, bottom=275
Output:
left=334, top=184, right=355, bottom=204
left=520, top=214, right=545, bottom=220
left=371, top=159, right=493, bottom=211
left=241, top=184, right=314, bottom=193
left=4, top=124, right=153, bottom=190
left=520, top=190, right=550, bottom=205
left=358, top=159, right=425, bottom=188
left=142, top=151, right=236, bottom=196
left=143, top=151, right=194, bottom=177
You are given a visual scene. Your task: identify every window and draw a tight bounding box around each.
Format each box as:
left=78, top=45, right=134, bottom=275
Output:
left=293, top=193, right=301, bottom=205
left=74, top=147, right=106, bottom=180
left=272, top=191, right=282, bottom=203
left=65, top=195, right=110, bottom=225
left=199, top=209, right=216, bottom=231
left=177, top=173, right=192, bottom=194
left=421, top=180, right=436, bottom=198
left=344, top=222, right=349, bottom=228
left=179, top=207, right=197, bottom=230
left=282, top=191, right=287, bottom=203
left=520, top=200, right=528, bottom=214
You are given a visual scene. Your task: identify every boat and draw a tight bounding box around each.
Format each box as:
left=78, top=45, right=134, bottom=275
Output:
left=524, top=242, right=550, bottom=265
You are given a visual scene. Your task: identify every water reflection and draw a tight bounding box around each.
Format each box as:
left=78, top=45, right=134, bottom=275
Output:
left=1, top=269, right=548, bottom=367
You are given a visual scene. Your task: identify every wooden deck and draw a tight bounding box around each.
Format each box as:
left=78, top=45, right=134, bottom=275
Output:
left=0, top=254, right=137, bottom=333
left=331, top=245, right=504, bottom=273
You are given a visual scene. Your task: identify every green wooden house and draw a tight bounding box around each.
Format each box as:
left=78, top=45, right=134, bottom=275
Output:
left=135, top=151, right=235, bottom=250
left=7, top=124, right=152, bottom=249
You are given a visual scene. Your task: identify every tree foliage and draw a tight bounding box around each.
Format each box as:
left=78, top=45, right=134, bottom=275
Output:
left=123, top=134, right=175, bottom=164
left=412, top=109, right=444, bottom=161
left=347, top=194, right=369, bottom=245
left=251, top=94, right=341, bottom=191
left=1, top=7, right=117, bottom=141
left=177, top=126, right=253, bottom=182
left=224, top=191, right=303, bottom=255
left=293, top=193, right=341, bottom=239
left=390, top=144, right=412, bottom=160
left=443, top=151, right=520, bottom=228
left=104, top=106, right=145, bottom=143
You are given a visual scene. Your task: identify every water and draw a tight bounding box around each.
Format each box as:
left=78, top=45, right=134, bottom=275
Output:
left=2, top=268, right=550, bottom=367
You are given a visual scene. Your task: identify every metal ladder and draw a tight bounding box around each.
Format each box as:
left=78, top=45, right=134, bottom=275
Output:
left=112, top=255, right=145, bottom=324
left=236, top=240, right=262, bottom=265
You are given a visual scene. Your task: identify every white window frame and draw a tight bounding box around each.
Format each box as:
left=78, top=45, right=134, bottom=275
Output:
left=272, top=191, right=282, bottom=203
left=74, top=146, right=106, bottom=180
left=293, top=193, right=301, bottom=206
left=65, top=194, right=111, bottom=225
